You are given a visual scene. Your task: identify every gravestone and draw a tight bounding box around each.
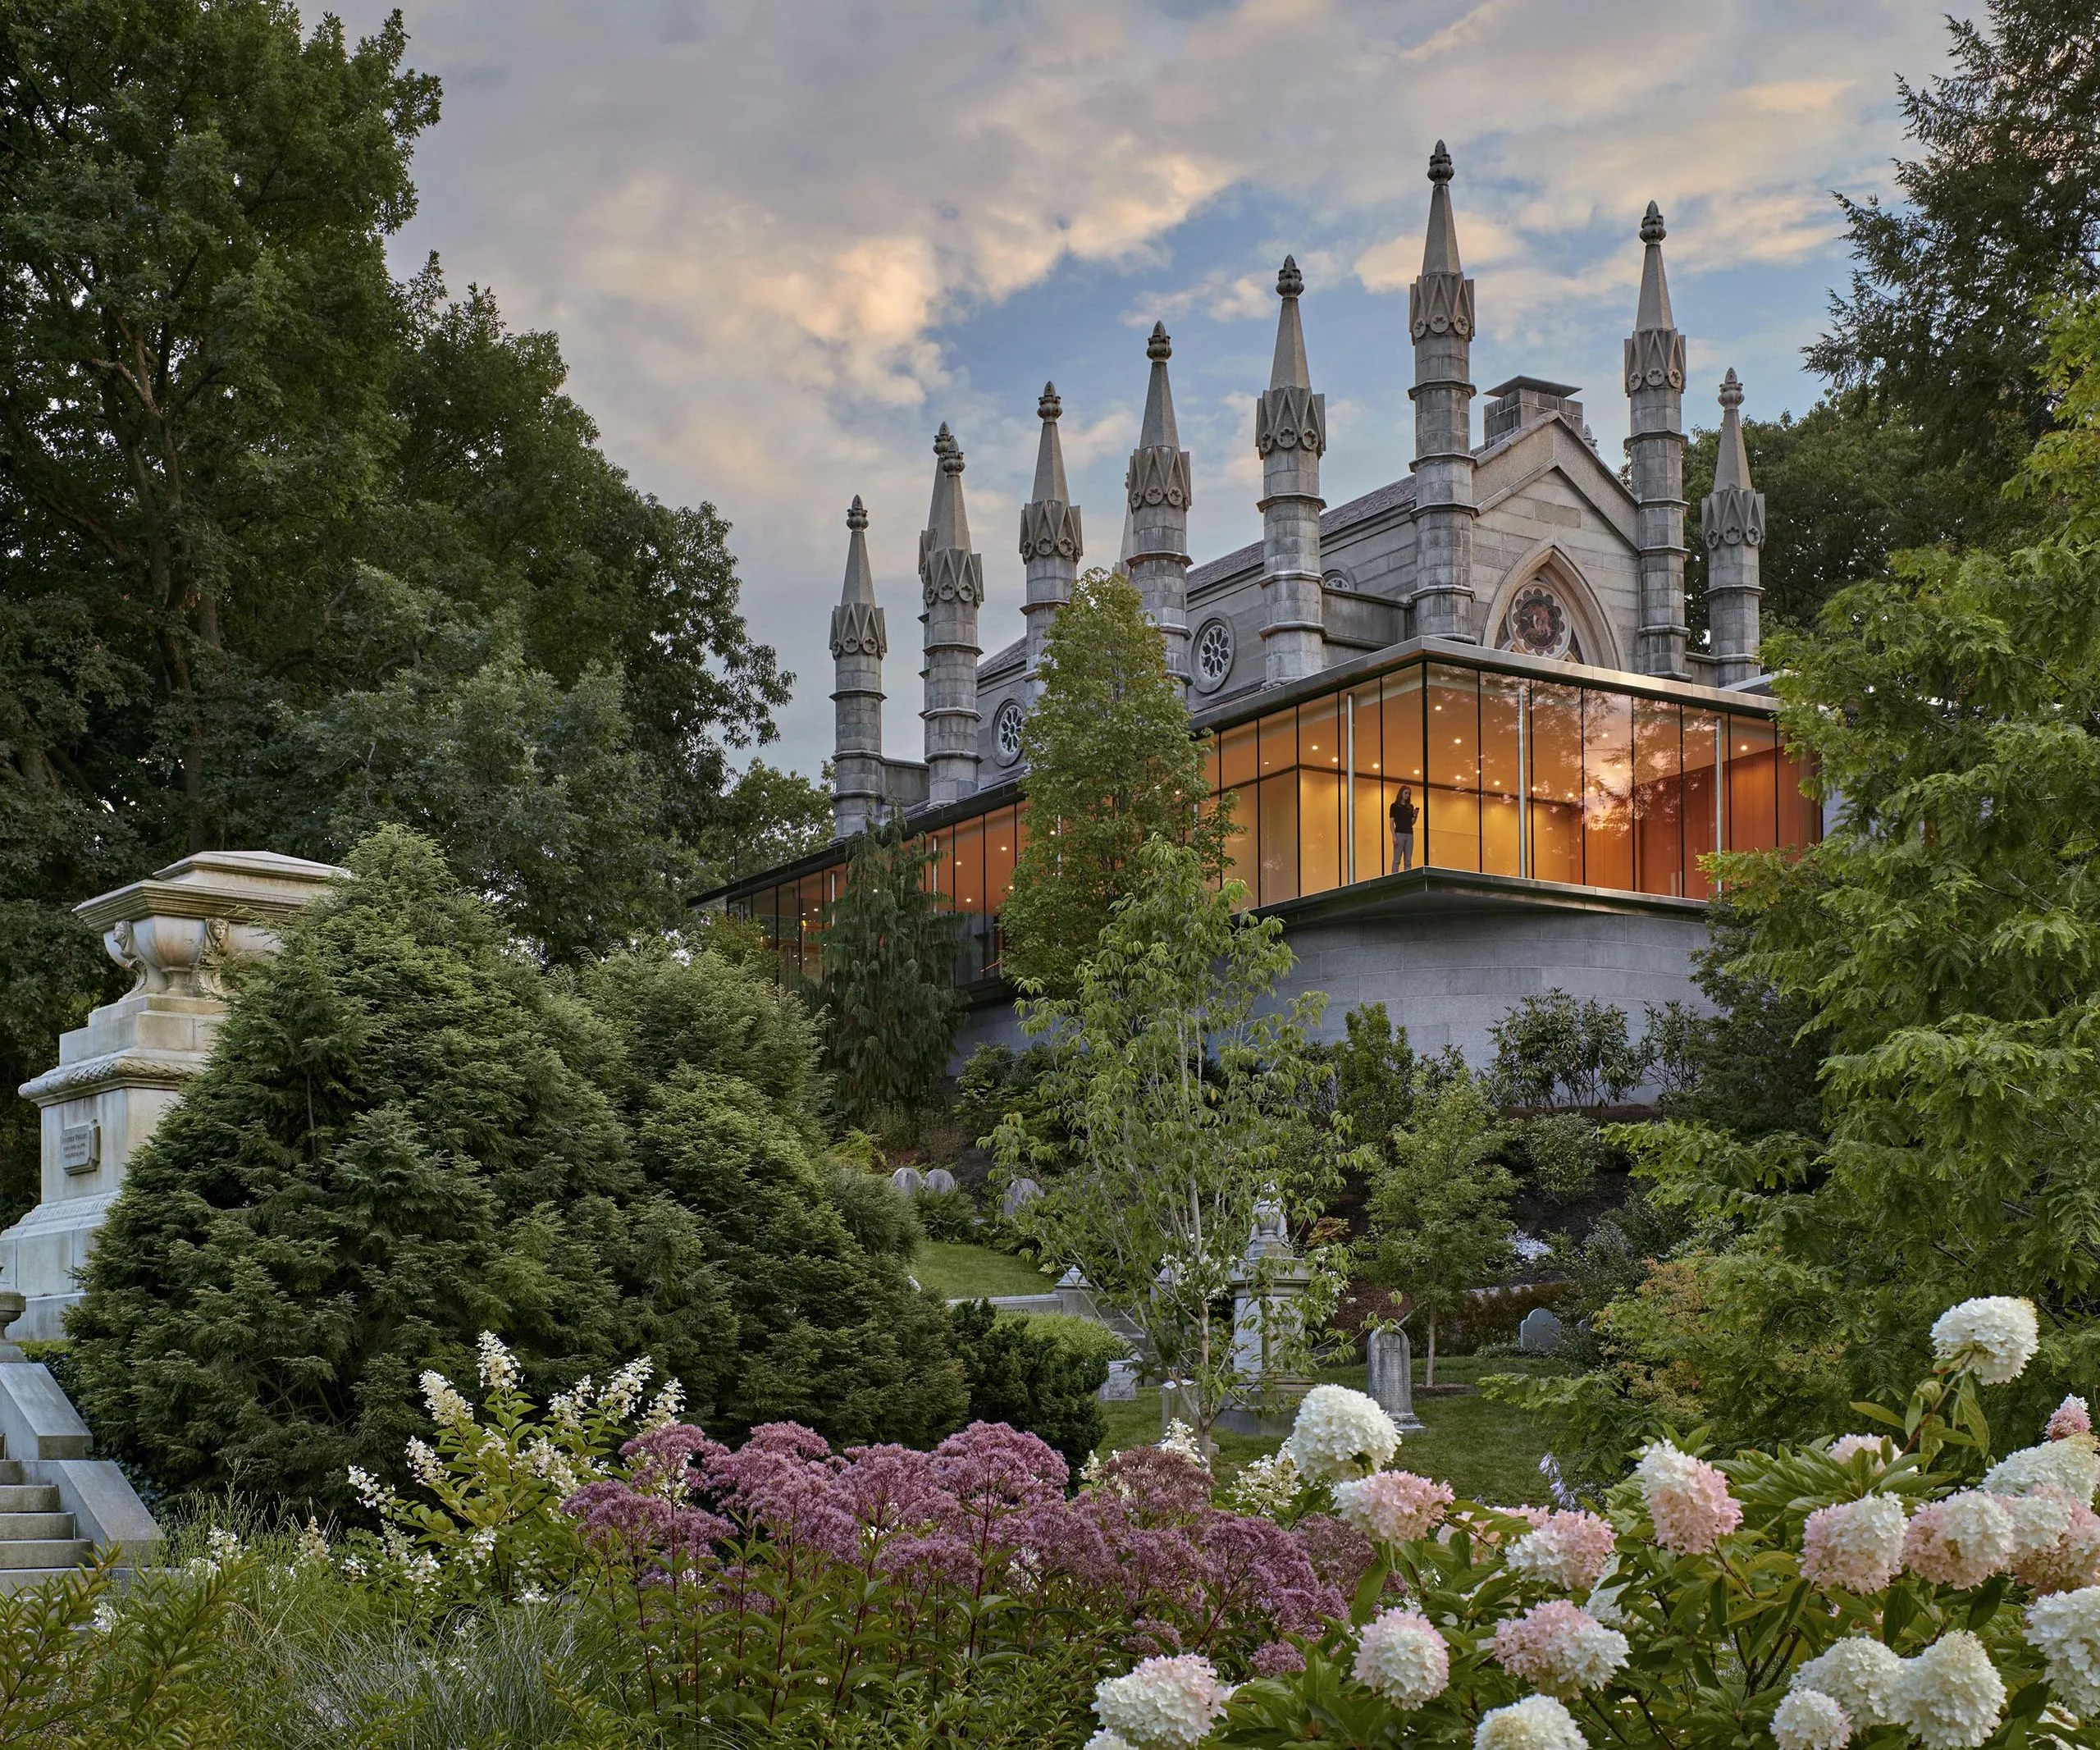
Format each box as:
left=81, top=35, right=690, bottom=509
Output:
left=1518, top=1305, right=1566, bottom=1353
left=1160, top=1379, right=1203, bottom=1437
left=1002, top=1177, right=1042, bottom=1218
left=921, top=1167, right=956, bottom=1195
left=1100, top=1359, right=1139, bottom=1402
left=1367, top=1327, right=1427, bottom=1432
left=888, top=1166, right=925, bottom=1196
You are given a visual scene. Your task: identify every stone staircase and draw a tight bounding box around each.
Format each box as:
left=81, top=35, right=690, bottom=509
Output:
left=0, top=1457, right=93, bottom=1591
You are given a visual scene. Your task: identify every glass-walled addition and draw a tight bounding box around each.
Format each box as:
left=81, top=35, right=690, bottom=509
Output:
left=727, top=651, right=1819, bottom=980
left=737, top=802, right=1026, bottom=985
left=1205, top=658, right=1818, bottom=907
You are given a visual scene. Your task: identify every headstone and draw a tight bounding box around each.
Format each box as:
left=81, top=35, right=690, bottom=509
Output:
left=1161, top=1378, right=1201, bottom=1434
left=921, top=1167, right=956, bottom=1195
left=1100, top=1358, right=1139, bottom=1402
left=1367, top=1326, right=1427, bottom=1432
left=1518, top=1305, right=1565, bottom=1353
left=0, top=851, right=344, bottom=1341
left=1002, top=1177, right=1043, bottom=1218
left=888, top=1166, right=925, bottom=1196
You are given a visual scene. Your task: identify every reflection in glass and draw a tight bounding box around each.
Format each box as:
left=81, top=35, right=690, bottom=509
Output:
left=1258, top=771, right=1299, bottom=905
left=1221, top=785, right=1257, bottom=906
left=1582, top=690, right=1633, bottom=890
left=1633, top=699, right=1682, bottom=897
left=1259, top=708, right=1295, bottom=777
left=1219, top=720, right=1258, bottom=789
left=1427, top=664, right=1480, bottom=872
left=1349, top=683, right=1386, bottom=880
left=1727, top=715, right=1777, bottom=851
left=1682, top=711, right=1720, bottom=898
left=1480, top=673, right=1523, bottom=877
left=1529, top=681, right=1583, bottom=884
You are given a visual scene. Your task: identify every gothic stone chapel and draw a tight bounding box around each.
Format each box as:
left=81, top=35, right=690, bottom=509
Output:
left=714, top=146, right=1822, bottom=1064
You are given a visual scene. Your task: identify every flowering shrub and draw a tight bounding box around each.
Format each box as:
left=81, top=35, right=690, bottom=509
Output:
left=1175, top=1297, right=2100, bottom=1749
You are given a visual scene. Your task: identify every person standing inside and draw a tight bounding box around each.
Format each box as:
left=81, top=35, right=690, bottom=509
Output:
left=1390, top=784, right=1418, bottom=870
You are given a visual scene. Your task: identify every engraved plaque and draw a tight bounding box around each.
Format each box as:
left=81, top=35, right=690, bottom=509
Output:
left=59, top=1123, right=100, bottom=1175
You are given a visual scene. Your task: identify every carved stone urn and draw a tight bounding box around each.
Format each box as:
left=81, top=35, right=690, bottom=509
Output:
left=0, top=851, right=345, bottom=1338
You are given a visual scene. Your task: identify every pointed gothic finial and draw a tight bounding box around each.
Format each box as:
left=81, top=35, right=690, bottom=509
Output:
left=846, top=493, right=869, bottom=532
left=840, top=495, right=877, bottom=607
left=1635, top=202, right=1674, bottom=331
left=1030, top=382, right=1071, bottom=504
left=1139, top=322, right=1180, bottom=448
left=1422, top=142, right=1463, bottom=276
left=927, top=425, right=970, bottom=550
left=1270, top=255, right=1311, bottom=391
left=1714, top=368, right=1751, bottom=491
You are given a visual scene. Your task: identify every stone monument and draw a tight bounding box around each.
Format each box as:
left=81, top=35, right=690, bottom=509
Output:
left=1518, top=1305, right=1566, bottom=1354
left=921, top=1167, right=956, bottom=1195
left=0, top=851, right=344, bottom=1339
left=1367, top=1326, right=1427, bottom=1432
left=888, top=1166, right=926, bottom=1196
left=1214, top=1196, right=1314, bottom=1437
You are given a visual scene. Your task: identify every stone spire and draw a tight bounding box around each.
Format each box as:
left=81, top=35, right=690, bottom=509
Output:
left=1125, top=322, right=1193, bottom=695
left=1256, top=255, right=1327, bottom=683
left=1702, top=368, right=1765, bottom=685
left=1625, top=201, right=1689, bottom=679
left=1019, top=382, right=1082, bottom=705
left=919, top=424, right=984, bottom=804
left=1409, top=141, right=1478, bottom=642
left=829, top=495, right=888, bottom=838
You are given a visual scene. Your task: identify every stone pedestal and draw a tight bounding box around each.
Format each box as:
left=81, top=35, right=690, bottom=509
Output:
left=1367, top=1326, right=1427, bottom=1432
left=0, top=852, right=343, bottom=1339
left=1215, top=1197, right=1314, bottom=1437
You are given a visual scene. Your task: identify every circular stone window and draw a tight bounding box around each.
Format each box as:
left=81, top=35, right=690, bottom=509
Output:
left=1192, top=617, right=1235, bottom=694
left=1503, top=583, right=1573, bottom=660
left=993, top=698, right=1025, bottom=766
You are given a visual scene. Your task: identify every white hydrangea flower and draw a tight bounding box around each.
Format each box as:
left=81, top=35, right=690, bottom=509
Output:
left=1352, top=1608, right=1449, bottom=1707
left=1986, top=1435, right=2100, bottom=1506
left=1929, top=1297, right=2039, bottom=1386
left=405, top=1437, right=442, bottom=1490
left=599, top=1356, right=655, bottom=1419
left=2001, top=1487, right=2077, bottom=1560
left=2026, top=1587, right=2100, bottom=1716
left=1285, top=1385, right=1399, bottom=1483
left=1224, top=1451, right=1301, bottom=1520
left=1093, top=1654, right=1232, bottom=1748
left=642, top=1378, right=686, bottom=1432
left=474, top=1331, right=520, bottom=1391
left=294, top=1517, right=331, bottom=1567
left=1158, top=1419, right=1211, bottom=1469
left=1084, top=1736, right=1136, bottom=1750
left=1773, top=1687, right=1851, bottom=1750
left=347, top=1465, right=388, bottom=1511
left=1826, top=1433, right=1891, bottom=1467
left=420, top=1369, right=475, bottom=1428
left=1795, top=1637, right=1906, bottom=1729
left=1889, top=1631, right=2006, bottom=1750
left=1472, top=1693, right=1586, bottom=1750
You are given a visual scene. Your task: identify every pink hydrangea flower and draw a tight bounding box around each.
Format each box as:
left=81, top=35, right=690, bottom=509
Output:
left=1828, top=1433, right=1891, bottom=1467
left=1490, top=1599, right=1630, bottom=1694
left=1634, top=1442, right=1742, bottom=1555
left=1505, top=1510, right=1618, bottom=1593
left=2049, top=1397, right=2093, bottom=1442
left=1903, top=1491, right=2016, bottom=1588
left=2011, top=1497, right=2100, bottom=1595
left=1331, top=1470, right=1454, bottom=1545
left=1801, top=1493, right=1907, bottom=1593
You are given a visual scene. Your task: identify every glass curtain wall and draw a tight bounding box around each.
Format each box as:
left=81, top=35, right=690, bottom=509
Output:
left=1203, top=659, right=1817, bottom=909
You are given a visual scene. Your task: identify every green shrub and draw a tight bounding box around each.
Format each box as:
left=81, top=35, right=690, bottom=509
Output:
left=913, top=1184, right=978, bottom=1241
left=827, top=1164, right=924, bottom=1259
left=947, top=1300, right=1116, bottom=1476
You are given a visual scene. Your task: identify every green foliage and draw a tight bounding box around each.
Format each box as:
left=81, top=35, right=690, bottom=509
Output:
left=996, top=838, right=1347, bottom=1440
left=1329, top=1003, right=1422, bottom=1159
left=912, top=1185, right=977, bottom=1242
left=1809, top=0, right=2100, bottom=524
left=1505, top=1113, right=1605, bottom=1205
left=826, top=1162, right=924, bottom=1259
left=1358, top=1073, right=1516, bottom=1382
left=999, top=571, right=1231, bottom=995
left=1617, top=295, right=2100, bottom=1449
left=1487, top=990, right=1650, bottom=1109
left=947, top=1300, right=1113, bottom=1478
left=819, top=816, right=960, bottom=1135
left=70, top=828, right=964, bottom=1508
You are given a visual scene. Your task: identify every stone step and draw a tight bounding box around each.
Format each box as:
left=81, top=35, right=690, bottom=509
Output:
left=0, top=1540, right=92, bottom=1571
left=0, top=1513, right=75, bottom=1540
left=0, top=1461, right=23, bottom=1486
left=0, top=1564, right=119, bottom=1595
left=0, top=1486, right=60, bottom=1514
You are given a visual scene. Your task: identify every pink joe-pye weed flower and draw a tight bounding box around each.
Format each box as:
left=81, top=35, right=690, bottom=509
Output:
left=1633, top=1441, right=1742, bottom=1554
left=1330, top=1470, right=1454, bottom=1545
left=1801, top=1493, right=1907, bottom=1593
left=1490, top=1599, right=1630, bottom=1695
left=1903, top=1492, right=2016, bottom=1589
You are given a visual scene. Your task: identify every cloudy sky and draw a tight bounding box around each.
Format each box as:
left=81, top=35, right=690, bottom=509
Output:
left=329, top=0, right=1952, bottom=779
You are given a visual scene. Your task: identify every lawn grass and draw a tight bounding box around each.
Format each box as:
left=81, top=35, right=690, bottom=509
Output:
left=1095, top=1354, right=1573, bottom=1506
left=911, top=1241, right=1053, bottom=1300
